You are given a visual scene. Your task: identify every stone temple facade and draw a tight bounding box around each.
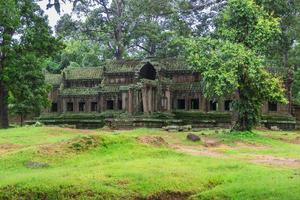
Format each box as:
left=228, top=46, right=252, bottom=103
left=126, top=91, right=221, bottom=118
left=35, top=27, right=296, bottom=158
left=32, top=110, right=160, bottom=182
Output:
left=45, top=58, right=290, bottom=116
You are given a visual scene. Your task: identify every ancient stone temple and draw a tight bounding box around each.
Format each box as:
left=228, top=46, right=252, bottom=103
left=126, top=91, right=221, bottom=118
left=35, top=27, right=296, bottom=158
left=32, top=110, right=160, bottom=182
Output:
left=42, top=58, right=297, bottom=129
left=45, top=58, right=290, bottom=116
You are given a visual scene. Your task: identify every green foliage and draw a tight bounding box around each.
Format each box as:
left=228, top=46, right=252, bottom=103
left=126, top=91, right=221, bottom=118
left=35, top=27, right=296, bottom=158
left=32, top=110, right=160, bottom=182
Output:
left=183, top=0, right=287, bottom=131
left=292, top=67, right=300, bottom=105
left=254, top=0, right=300, bottom=111
left=0, top=0, right=63, bottom=128
left=8, top=54, right=52, bottom=124
left=54, top=0, right=199, bottom=60
left=216, top=0, right=281, bottom=53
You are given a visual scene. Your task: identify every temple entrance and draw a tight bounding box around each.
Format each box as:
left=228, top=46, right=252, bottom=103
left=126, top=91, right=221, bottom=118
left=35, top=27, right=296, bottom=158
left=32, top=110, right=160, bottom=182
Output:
left=139, top=62, right=156, bottom=80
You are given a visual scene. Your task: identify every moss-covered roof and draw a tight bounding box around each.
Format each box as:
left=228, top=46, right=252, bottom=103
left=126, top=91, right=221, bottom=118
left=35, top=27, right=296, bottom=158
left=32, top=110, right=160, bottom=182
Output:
left=171, top=82, right=201, bottom=91
left=45, top=73, right=62, bottom=86
left=103, top=58, right=191, bottom=74
left=158, top=58, right=191, bottom=71
left=47, top=58, right=192, bottom=82
left=64, top=67, right=103, bottom=80
left=100, top=85, right=121, bottom=93
left=60, top=87, right=100, bottom=96
left=104, top=60, right=142, bottom=73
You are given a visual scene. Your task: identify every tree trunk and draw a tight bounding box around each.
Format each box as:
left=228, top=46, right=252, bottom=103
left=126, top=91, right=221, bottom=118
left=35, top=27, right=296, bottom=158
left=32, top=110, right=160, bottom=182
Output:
left=233, top=87, right=251, bottom=131
left=0, top=80, right=9, bottom=129
left=20, top=114, right=24, bottom=127
left=114, top=0, right=125, bottom=60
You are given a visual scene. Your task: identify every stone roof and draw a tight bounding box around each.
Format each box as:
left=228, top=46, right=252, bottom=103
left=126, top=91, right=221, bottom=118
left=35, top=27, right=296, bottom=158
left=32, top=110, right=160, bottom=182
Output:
left=63, top=67, right=103, bottom=80
left=100, top=85, right=121, bottom=93
left=104, top=60, right=143, bottom=73
left=60, top=87, right=100, bottom=96
left=45, top=58, right=192, bottom=83
left=158, top=58, right=191, bottom=71
left=171, top=82, right=201, bottom=91
left=45, top=73, right=62, bottom=86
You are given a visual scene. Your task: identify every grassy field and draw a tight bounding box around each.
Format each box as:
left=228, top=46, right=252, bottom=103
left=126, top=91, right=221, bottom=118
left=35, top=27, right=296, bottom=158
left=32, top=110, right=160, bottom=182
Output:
left=1, top=127, right=300, bottom=200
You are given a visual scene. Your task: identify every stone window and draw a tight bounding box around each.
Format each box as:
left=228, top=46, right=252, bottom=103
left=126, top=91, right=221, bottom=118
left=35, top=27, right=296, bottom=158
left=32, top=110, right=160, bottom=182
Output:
left=79, top=102, right=85, bottom=112
left=107, top=100, right=114, bottom=110
left=67, top=102, right=73, bottom=112
left=224, top=100, right=232, bottom=111
left=51, top=103, right=58, bottom=112
left=118, top=100, right=122, bottom=110
left=268, top=102, right=277, bottom=112
left=91, top=102, right=98, bottom=112
left=210, top=101, right=217, bottom=111
left=177, top=99, right=185, bottom=110
left=191, top=99, right=199, bottom=110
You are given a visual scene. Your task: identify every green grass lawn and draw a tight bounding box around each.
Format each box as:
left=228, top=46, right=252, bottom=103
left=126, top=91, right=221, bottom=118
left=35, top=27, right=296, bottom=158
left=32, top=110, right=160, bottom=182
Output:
left=1, top=127, right=300, bottom=200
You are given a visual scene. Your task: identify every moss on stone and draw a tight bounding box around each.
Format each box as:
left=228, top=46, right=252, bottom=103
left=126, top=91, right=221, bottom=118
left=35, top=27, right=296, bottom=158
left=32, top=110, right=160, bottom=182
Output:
left=60, top=87, right=100, bottom=96
left=64, top=67, right=103, bottom=80
left=45, top=73, right=62, bottom=86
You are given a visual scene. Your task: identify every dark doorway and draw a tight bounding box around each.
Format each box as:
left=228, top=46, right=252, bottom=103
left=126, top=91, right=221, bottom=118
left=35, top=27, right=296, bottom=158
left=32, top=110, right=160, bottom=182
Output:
left=210, top=101, right=217, bottom=111
left=107, top=100, right=114, bottom=110
left=79, top=102, right=85, bottom=112
left=118, top=100, right=122, bottom=110
left=268, top=102, right=277, bottom=112
left=51, top=103, right=58, bottom=112
left=191, top=99, right=199, bottom=110
left=91, top=102, right=98, bottom=112
left=67, top=102, right=73, bottom=112
left=139, top=63, right=156, bottom=80
left=177, top=99, right=186, bottom=110
left=224, top=100, right=232, bottom=111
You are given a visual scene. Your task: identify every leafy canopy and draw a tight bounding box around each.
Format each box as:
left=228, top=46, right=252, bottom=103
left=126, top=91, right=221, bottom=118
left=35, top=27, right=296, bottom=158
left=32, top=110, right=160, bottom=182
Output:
left=184, top=0, right=287, bottom=131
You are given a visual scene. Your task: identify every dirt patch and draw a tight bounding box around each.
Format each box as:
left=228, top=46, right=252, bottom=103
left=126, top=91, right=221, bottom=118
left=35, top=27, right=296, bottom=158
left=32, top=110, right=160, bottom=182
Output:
left=38, top=135, right=101, bottom=155
left=0, top=144, right=24, bottom=155
left=201, top=137, right=222, bottom=147
left=137, top=191, right=192, bottom=200
left=234, top=141, right=267, bottom=149
left=46, top=127, right=97, bottom=134
left=251, top=155, right=300, bottom=167
left=291, top=136, right=300, bottom=144
left=171, top=144, right=226, bottom=158
left=137, top=136, right=168, bottom=147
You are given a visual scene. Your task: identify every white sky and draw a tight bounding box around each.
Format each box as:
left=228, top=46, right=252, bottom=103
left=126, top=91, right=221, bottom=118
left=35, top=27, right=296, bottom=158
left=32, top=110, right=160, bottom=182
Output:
left=37, top=0, right=73, bottom=31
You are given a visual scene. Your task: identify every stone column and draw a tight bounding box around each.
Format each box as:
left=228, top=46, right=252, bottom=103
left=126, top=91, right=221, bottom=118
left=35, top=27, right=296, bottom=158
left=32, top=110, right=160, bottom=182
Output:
left=114, top=95, right=118, bottom=110
left=200, top=96, right=207, bottom=112
left=122, top=92, right=127, bottom=111
left=99, top=96, right=104, bottom=112
left=148, top=87, right=152, bottom=113
left=135, top=90, right=140, bottom=113
left=166, top=88, right=171, bottom=112
left=62, top=98, right=67, bottom=113
left=86, top=99, right=90, bottom=112
left=218, top=99, right=224, bottom=112
left=128, top=90, right=133, bottom=114
left=142, top=87, right=148, bottom=114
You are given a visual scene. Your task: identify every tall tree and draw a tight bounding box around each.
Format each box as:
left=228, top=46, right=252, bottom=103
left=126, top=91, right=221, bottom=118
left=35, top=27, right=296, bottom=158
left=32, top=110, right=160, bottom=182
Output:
left=255, top=0, right=300, bottom=114
left=0, top=0, right=62, bottom=128
left=0, top=0, right=20, bottom=128
left=53, top=0, right=228, bottom=60
left=184, top=0, right=287, bottom=131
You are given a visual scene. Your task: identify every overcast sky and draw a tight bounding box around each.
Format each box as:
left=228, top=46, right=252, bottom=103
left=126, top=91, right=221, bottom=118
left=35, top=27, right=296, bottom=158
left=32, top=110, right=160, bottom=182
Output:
left=37, top=0, right=73, bottom=31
